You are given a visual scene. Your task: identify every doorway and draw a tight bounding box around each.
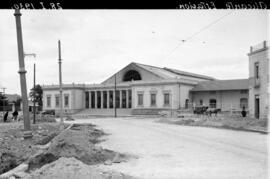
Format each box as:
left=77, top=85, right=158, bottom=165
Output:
left=255, top=95, right=260, bottom=119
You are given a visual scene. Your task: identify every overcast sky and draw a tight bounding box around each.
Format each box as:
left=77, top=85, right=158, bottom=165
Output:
left=0, top=10, right=269, bottom=95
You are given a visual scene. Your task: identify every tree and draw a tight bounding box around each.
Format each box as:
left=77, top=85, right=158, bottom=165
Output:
left=29, top=84, right=43, bottom=108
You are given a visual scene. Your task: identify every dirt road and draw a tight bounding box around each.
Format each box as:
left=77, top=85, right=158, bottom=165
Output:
left=67, top=118, right=269, bottom=179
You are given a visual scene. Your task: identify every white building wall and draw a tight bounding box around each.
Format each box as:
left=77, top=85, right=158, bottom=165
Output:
left=192, top=90, right=249, bottom=112
left=132, top=84, right=180, bottom=109
left=179, top=84, right=195, bottom=108
left=72, top=89, right=84, bottom=110
left=248, top=43, right=269, bottom=119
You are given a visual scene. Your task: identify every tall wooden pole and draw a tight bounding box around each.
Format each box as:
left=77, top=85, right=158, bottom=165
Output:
left=58, top=40, right=63, bottom=124
left=114, top=74, right=117, bottom=118
left=33, top=63, right=36, bottom=124
left=14, top=9, right=32, bottom=139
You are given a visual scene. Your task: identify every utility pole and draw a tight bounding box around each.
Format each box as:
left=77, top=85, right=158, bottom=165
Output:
left=58, top=40, right=64, bottom=127
left=24, top=53, right=36, bottom=124
left=14, top=9, right=32, bottom=139
left=33, top=63, right=36, bottom=123
left=114, top=74, right=117, bottom=118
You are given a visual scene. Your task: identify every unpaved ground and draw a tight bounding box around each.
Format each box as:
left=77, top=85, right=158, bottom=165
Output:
left=0, top=122, right=67, bottom=174
left=25, top=157, right=135, bottom=179
left=67, top=117, right=269, bottom=179
left=23, top=123, right=134, bottom=179
left=157, top=116, right=268, bottom=133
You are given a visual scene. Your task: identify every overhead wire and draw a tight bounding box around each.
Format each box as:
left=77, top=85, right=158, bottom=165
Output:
left=162, top=11, right=235, bottom=61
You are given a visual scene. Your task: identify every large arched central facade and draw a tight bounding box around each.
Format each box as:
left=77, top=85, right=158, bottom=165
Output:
left=123, top=70, right=142, bottom=82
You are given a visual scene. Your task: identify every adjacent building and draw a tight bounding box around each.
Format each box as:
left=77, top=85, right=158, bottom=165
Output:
left=42, top=41, right=269, bottom=119
left=248, top=41, right=269, bottom=119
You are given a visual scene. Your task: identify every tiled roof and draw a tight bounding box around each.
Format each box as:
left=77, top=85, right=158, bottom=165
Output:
left=191, top=79, right=249, bottom=91
left=134, top=62, right=214, bottom=80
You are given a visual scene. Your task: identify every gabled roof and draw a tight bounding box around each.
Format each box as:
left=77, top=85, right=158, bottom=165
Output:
left=133, top=62, right=214, bottom=80
left=164, top=67, right=215, bottom=80
left=191, top=79, right=249, bottom=92
left=134, top=62, right=180, bottom=79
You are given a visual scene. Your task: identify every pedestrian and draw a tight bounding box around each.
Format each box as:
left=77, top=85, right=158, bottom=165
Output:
left=3, top=111, right=8, bottom=122
left=12, top=110, right=18, bottom=122
left=241, top=106, right=246, bottom=118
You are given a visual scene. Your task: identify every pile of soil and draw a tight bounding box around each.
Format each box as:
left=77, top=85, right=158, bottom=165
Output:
left=0, top=123, right=67, bottom=174
left=28, top=123, right=128, bottom=171
left=25, top=157, right=135, bottom=179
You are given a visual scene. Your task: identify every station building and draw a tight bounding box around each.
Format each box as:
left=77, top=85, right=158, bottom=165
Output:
left=42, top=41, right=269, bottom=119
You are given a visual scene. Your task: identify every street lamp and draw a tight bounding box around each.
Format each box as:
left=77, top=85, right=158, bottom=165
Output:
left=14, top=9, right=32, bottom=139
left=24, top=53, right=37, bottom=124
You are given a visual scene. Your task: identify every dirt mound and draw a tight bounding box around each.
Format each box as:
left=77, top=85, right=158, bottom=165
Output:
left=0, top=152, right=19, bottom=174
left=26, top=124, right=127, bottom=171
left=25, top=157, right=135, bottom=179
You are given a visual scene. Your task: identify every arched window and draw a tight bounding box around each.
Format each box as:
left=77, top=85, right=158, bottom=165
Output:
left=123, top=70, right=142, bottom=82
left=209, top=99, right=216, bottom=108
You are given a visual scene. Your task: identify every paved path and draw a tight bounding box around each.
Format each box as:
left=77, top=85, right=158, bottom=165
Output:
left=66, top=118, right=269, bottom=179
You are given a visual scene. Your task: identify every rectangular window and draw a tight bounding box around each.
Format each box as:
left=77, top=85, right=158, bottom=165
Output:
left=128, top=90, right=132, bottom=108
left=138, top=94, right=143, bottom=106
left=240, top=98, right=248, bottom=108
left=55, top=95, right=60, bottom=107
left=97, top=91, right=101, bottom=108
left=109, top=91, right=113, bottom=108
left=209, top=99, right=216, bottom=108
left=121, top=90, right=127, bottom=108
left=255, top=62, right=259, bottom=79
left=64, top=94, right=69, bottom=107
left=91, top=91, right=95, bottom=108
left=115, top=90, right=120, bottom=108
left=164, top=93, right=170, bottom=106
left=46, top=96, right=51, bottom=108
left=199, top=99, right=203, bottom=106
left=85, top=91, right=89, bottom=108
left=150, top=93, right=156, bottom=106
left=103, top=91, right=107, bottom=108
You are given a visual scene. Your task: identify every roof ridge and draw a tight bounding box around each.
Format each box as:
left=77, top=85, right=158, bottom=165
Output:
left=164, top=67, right=215, bottom=80
left=133, top=62, right=164, bottom=70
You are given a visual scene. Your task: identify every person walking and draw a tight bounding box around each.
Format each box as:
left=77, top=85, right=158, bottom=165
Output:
left=12, top=110, right=18, bottom=122
left=241, top=106, right=247, bottom=118
left=3, top=111, right=8, bottom=122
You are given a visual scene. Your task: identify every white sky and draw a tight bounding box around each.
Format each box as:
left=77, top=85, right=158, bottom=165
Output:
left=0, top=10, right=269, bottom=94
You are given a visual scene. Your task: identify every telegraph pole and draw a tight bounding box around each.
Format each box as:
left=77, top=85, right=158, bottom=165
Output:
left=114, top=74, right=117, bottom=118
left=14, top=9, right=32, bottom=139
left=58, top=40, right=64, bottom=126
left=33, top=63, right=36, bottom=124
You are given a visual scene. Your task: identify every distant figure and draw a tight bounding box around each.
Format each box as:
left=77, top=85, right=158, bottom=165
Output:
left=241, top=106, right=247, bottom=117
left=3, top=111, right=9, bottom=122
left=12, top=110, right=18, bottom=122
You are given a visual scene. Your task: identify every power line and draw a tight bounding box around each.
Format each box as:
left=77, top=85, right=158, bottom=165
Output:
left=162, top=11, right=235, bottom=61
